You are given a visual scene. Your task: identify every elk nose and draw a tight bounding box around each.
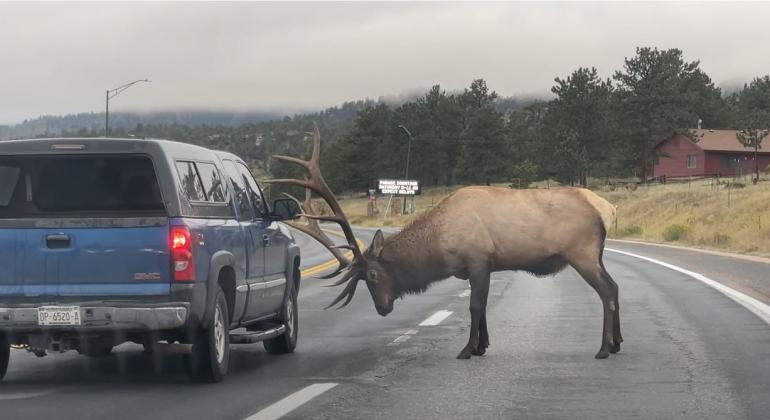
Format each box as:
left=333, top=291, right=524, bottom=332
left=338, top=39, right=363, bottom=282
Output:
left=376, top=301, right=393, bottom=317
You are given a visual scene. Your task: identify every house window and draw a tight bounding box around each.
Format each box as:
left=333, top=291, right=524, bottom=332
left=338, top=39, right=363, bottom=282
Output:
left=687, top=155, right=697, bottom=169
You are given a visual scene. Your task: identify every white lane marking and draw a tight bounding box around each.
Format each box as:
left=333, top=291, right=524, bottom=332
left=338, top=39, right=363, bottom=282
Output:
left=458, top=290, right=471, bottom=298
left=389, top=335, right=412, bottom=345
left=245, top=383, right=338, bottom=420
left=0, top=389, right=57, bottom=400
left=388, top=329, right=420, bottom=346
left=606, top=248, right=770, bottom=326
left=419, top=310, right=453, bottom=326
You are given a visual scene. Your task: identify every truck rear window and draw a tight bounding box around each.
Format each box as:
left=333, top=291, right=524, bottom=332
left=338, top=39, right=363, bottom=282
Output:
left=0, top=155, right=166, bottom=217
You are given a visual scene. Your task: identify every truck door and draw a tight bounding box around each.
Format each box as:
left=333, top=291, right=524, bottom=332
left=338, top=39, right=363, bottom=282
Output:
left=237, top=163, right=288, bottom=312
left=221, top=160, right=268, bottom=319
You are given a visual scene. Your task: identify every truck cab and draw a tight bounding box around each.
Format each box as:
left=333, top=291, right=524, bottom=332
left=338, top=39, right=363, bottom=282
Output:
left=0, top=138, right=301, bottom=382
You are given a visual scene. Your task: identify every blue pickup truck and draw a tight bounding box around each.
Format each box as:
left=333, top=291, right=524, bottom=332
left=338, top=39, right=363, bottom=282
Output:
left=0, top=138, right=302, bottom=382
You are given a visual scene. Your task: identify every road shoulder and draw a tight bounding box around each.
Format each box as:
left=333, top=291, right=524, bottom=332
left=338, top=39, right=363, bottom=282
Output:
left=606, top=239, right=770, bottom=305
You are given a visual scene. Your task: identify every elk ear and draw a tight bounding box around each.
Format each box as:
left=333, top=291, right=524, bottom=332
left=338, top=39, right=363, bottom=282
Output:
left=369, top=229, right=385, bottom=258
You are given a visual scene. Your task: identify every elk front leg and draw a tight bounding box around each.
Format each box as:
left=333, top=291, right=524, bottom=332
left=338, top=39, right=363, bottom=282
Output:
left=457, top=271, right=490, bottom=359
left=477, top=313, right=489, bottom=355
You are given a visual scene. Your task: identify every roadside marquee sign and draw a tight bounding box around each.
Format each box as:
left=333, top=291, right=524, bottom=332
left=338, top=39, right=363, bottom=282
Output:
left=377, top=179, right=420, bottom=196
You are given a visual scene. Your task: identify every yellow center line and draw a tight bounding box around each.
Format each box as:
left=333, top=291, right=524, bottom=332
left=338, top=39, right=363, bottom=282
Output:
left=299, top=229, right=366, bottom=278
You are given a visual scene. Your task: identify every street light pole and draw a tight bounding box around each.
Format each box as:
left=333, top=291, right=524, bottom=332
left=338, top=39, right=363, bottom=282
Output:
left=398, top=125, right=414, bottom=179
left=105, top=78, right=150, bottom=137
left=398, top=124, right=415, bottom=214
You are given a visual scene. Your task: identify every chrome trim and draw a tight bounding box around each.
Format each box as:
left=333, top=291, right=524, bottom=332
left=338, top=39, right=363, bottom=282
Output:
left=264, top=278, right=286, bottom=289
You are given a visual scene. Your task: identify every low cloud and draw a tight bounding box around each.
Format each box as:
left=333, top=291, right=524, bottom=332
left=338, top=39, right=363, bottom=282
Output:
left=1, top=2, right=769, bottom=124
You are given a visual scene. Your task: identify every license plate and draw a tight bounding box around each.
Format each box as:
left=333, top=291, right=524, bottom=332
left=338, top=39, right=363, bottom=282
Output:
left=38, top=306, right=81, bottom=326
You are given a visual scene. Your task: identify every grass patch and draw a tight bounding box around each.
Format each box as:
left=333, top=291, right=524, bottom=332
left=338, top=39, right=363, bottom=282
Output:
left=615, top=225, right=642, bottom=237
left=662, top=224, right=690, bottom=242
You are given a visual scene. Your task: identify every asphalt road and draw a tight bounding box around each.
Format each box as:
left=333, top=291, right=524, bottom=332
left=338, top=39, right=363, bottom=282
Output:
left=2, top=227, right=769, bottom=420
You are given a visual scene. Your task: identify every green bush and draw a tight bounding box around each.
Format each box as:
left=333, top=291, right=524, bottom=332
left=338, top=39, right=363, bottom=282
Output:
left=510, top=160, right=539, bottom=188
left=662, top=224, right=690, bottom=242
left=616, top=225, right=642, bottom=237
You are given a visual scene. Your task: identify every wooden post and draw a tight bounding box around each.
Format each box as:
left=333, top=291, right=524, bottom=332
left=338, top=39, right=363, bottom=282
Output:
left=382, top=194, right=393, bottom=223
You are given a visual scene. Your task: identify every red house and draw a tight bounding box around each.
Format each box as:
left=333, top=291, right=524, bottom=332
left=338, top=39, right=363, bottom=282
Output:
left=653, top=129, right=770, bottom=179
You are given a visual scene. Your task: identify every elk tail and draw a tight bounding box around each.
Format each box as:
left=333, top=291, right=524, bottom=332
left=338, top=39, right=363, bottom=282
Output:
left=577, top=189, right=616, bottom=233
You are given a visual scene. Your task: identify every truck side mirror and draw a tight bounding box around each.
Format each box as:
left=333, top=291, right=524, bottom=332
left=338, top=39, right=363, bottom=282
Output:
left=271, top=198, right=301, bottom=220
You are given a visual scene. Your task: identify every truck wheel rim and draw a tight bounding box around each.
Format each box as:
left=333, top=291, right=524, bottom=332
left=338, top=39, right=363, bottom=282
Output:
left=214, top=305, right=226, bottom=365
left=286, top=297, right=295, bottom=339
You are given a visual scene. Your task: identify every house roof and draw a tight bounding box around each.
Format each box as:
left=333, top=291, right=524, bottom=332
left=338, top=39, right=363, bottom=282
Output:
left=689, top=129, right=768, bottom=153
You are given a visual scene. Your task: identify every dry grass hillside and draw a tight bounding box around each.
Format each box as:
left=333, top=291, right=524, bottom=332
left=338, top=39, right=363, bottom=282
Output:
left=329, top=179, right=770, bottom=257
left=599, top=180, right=770, bottom=256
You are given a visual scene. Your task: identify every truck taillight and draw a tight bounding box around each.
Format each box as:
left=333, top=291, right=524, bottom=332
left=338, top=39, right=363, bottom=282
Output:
left=170, top=226, right=194, bottom=282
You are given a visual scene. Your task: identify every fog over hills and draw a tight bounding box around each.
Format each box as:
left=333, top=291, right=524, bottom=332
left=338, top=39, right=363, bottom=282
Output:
left=0, top=92, right=542, bottom=140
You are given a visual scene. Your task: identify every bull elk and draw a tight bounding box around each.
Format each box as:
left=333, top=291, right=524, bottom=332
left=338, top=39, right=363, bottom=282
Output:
left=269, top=125, right=622, bottom=359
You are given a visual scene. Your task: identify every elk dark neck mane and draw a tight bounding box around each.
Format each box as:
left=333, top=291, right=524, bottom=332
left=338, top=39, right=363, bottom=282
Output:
left=379, top=206, right=452, bottom=295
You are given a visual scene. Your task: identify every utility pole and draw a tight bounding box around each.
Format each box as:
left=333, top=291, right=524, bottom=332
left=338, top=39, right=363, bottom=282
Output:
left=398, top=125, right=415, bottom=214
left=105, top=79, right=150, bottom=137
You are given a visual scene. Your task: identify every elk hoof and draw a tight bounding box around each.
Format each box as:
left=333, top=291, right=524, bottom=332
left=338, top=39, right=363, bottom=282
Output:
left=609, top=342, right=621, bottom=354
left=457, top=349, right=472, bottom=359
left=595, top=350, right=610, bottom=359
left=471, top=347, right=486, bottom=356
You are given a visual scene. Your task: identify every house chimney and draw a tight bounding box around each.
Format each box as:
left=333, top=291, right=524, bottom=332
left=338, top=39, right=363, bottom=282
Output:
left=697, top=118, right=702, bottom=129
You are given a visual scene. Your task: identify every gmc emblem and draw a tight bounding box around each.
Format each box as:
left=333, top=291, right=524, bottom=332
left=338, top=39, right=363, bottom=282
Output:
left=134, top=272, right=162, bottom=281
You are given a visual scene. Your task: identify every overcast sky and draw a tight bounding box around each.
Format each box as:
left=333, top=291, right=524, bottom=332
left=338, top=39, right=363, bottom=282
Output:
left=1, top=1, right=770, bottom=125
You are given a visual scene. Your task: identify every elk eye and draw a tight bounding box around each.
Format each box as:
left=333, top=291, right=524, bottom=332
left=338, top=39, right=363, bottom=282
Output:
left=367, top=270, right=378, bottom=283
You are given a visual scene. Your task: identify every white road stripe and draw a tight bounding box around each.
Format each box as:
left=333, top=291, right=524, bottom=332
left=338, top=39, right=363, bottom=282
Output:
left=419, top=310, right=453, bottom=326
left=606, top=248, right=770, bottom=326
left=388, top=329, right=419, bottom=346
left=389, top=335, right=412, bottom=345
left=245, top=383, right=338, bottom=420
left=457, top=290, right=471, bottom=298
left=0, top=389, right=57, bottom=400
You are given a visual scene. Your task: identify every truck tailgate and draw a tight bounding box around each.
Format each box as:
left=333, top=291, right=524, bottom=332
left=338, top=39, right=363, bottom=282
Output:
left=0, top=223, right=171, bottom=297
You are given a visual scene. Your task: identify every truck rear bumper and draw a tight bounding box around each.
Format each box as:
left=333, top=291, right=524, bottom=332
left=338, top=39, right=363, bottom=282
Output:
left=0, top=304, right=189, bottom=332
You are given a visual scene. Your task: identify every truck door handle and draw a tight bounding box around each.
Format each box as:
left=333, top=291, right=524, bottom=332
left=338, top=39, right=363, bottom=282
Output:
left=262, top=234, right=270, bottom=247
left=46, top=234, right=70, bottom=249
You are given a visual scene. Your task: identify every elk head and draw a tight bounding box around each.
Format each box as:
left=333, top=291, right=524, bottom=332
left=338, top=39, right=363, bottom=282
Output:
left=267, top=124, right=397, bottom=316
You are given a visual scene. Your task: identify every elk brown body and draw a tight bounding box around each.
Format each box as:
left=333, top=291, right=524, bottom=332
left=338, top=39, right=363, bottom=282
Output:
left=270, top=125, right=622, bottom=360
left=365, top=186, right=620, bottom=359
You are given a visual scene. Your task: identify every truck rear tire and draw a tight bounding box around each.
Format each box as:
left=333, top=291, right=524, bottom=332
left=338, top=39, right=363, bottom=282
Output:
left=0, top=333, right=10, bottom=382
left=264, top=282, right=298, bottom=355
left=187, top=287, right=230, bottom=382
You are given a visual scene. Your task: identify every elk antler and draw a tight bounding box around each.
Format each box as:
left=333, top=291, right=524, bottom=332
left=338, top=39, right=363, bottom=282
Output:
left=266, top=123, right=366, bottom=308
left=282, top=187, right=351, bottom=279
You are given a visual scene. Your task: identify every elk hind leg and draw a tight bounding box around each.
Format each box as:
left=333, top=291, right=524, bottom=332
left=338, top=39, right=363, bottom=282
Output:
left=570, top=259, right=617, bottom=359
left=457, top=270, right=490, bottom=359
left=600, top=261, right=622, bottom=352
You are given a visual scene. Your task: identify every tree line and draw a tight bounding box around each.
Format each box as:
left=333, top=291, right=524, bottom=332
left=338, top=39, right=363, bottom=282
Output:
left=320, top=47, right=770, bottom=192
left=10, top=46, right=770, bottom=193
